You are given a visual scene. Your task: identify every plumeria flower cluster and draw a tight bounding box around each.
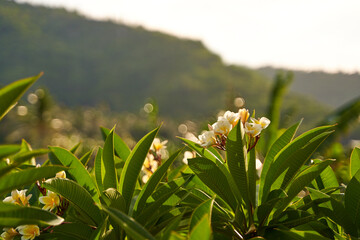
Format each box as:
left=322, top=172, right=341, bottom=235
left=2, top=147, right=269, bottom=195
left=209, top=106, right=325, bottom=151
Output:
left=1, top=225, right=40, bottom=240
left=141, top=138, right=168, bottom=183
left=1, top=171, right=68, bottom=240
left=2, top=190, right=40, bottom=240
left=198, top=108, right=270, bottom=151
left=3, top=189, right=32, bottom=206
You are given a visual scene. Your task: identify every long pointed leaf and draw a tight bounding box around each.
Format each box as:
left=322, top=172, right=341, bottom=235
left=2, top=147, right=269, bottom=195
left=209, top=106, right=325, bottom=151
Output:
left=95, top=147, right=104, bottom=192
left=189, top=197, right=215, bottom=231
left=0, top=202, right=63, bottom=227
left=0, top=145, right=21, bottom=159
left=248, top=148, right=256, bottom=208
left=188, top=157, right=238, bottom=211
left=259, top=121, right=301, bottom=203
left=0, top=149, right=49, bottom=177
left=350, top=147, right=360, bottom=179
left=101, top=127, right=131, bottom=161
left=0, top=73, right=42, bottom=120
left=80, top=149, right=94, bottom=166
left=133, top=149, right=182, bottom=216
left=226, top=121, right=249, bottom=208
left=0, top=165, right=66, bottom=196
left=102, top=128, right=117, bottom=190
left=345, top=167, right=360, bottom=232
left=119, top=127, right=159, bottom=211
left=188, top=214, right=212, bottom=240
left=49, top=222, right=94, bottom=240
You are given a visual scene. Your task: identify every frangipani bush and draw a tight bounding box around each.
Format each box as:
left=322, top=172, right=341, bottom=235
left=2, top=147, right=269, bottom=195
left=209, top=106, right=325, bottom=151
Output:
left=1, top=74, right=360, bottom=240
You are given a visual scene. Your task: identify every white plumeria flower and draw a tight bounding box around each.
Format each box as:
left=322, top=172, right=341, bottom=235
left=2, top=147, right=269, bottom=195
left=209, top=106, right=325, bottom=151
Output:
left=223, top=111, right=240, bottom=127
left=151, top=138, right=168, bottom=152
left=256, top=158, right=263, bottom=176
left=39, top=191, right=60, bottom=211
left=55, top=170, right=66, bottom=179
left=3, top=190, right=32, bottom=206
left=212, top=117, right=232, bottom=135
left=1, top=228, right=18, bottom=240
left=142, top=174, right=150, bottom=184
left=198, top=130, right=216, bottom=147
left=141, top=154, right=159, bottom=183
left=244, top=122, right=263, bottom=137
left=182, top=151, right=196, bottom=165
left=16, top=225, right=40, bottom=240
left=251, top=117, right=271, bottom=129
left=245, top=117, right=271, bottom=137
left=238, top=108, right=250, bottom=125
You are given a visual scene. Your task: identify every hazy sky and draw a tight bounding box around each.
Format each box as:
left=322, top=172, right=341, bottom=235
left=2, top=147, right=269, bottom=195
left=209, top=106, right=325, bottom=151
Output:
left=17, top=0, right=360, bottom=73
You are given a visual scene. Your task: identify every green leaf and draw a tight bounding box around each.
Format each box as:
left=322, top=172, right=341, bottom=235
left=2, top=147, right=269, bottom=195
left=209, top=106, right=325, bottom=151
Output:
left=0, top=165, right=66, bottom=196
left=49, top=222, right=94, bottom=240
left=312, top=159, right=339, bottom=191
left=119, top=127, right=159, bottom=211
left=261, top=125, right=334, bottom=202
left=345, top=167, right=360, bottom=232
left=133, top=149, right=182, bottom=216
left=49, top=147, right=99, bottom=199
left=0, top=202, right=63, bottom=226
left=350, top=147, right=360, bottom=179
left=188, top=157, right=238, bottom=211
left=102, top=128, right=117, bottom=190
left=103, top=188, right=126, bottom=212
left=0, top=73, right=42, bottom=121
left=259, top=121, right=301, bottom=203
left=0, top=149, right=49, bottom=177
left=188, top=214, right=212, bottom=240
left=189, top=197, right=215, bottom=231
left=103, top=206, right=155, bottom=240
left=70, top=142, right=82, bottom=154
left=226, top=121, right=249, bottom=207
left=95, top=147, right=104, bottom=192
left=43, top=178, right=103, bottom=226
left=248, top=148, right=256, bottom=208
left=0, top=145, right=21, bottom=159
left=80, top=149, right=94, bottom=166
left=101, top=127, right=131, bottom=161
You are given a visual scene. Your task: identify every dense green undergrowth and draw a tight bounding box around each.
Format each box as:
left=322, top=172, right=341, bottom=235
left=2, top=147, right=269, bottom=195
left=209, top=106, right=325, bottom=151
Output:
left=1, top=75, right=360, bottom=240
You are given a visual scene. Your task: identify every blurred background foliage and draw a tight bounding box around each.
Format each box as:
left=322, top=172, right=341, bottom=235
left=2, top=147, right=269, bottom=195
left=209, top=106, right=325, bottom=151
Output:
left=0, top=0, right=359, bottom=180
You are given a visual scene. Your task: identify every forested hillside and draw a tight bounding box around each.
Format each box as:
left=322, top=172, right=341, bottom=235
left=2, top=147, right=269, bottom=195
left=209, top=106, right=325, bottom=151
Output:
left=0, top=0, right=328, bottom=126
